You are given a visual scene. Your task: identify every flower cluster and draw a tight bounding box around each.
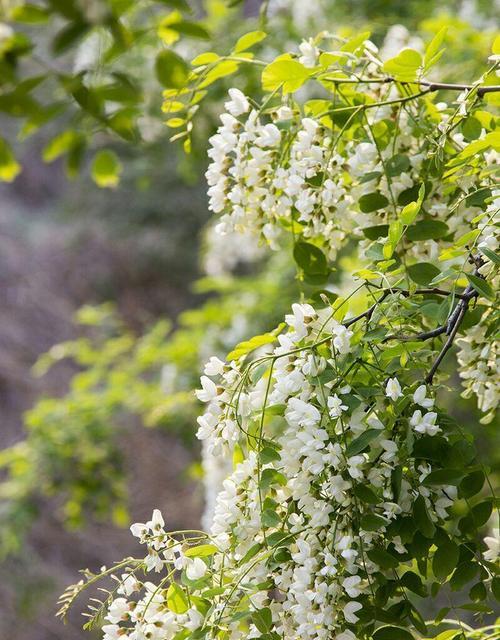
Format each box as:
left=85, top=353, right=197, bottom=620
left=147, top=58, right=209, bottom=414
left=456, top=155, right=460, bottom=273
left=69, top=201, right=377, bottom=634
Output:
left=66, top=31, right=500, bottom=640
left=457, top=306, right=499, bottom=421
left=206, top=84, right=498, bottom=267
left=91, top=290, right=495, bottom=640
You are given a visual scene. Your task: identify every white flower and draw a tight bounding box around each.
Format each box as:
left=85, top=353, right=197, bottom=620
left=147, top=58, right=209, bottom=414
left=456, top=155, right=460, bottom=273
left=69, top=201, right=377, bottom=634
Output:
left=298, top=38, right=319, bottom=68
left=332, top=323, right=353, bottom=355
left=342, top=575, right=362, bottom=598
left=186, top=607, right=204, bottom=631
left=186, top=557, right=207, bottom=581
left=343, top=600, right=362, bottom=623
left=413, top=385, right=434, bottom=409
left=410, top=410, right=440, bottom=436
left=117, top=573, right=139, bottom=596
left=224, top=88, right=249, bottom=116
left=255, top=123, right=281, bottom=147
left=484, top=529, right=499, bottom=562
left=147, top=509, right=165, bottom=531
left=204, top=356, right=225, bottom=376
left=347, top=455, right=365, bottom=480
left=285, top=397, right=321, bottom=428
left=196, top=376, right=219, bottom=402
left=385, top=377, right=402, bottom=401
left=106, top=597, right=129, bottom=624
left=328, top=394, right=348, bottom=418
left=102, top=624, right=122, bottom=640
left=380, top=439, right=398, bottom=463
left=130, top=521, right=148, bottom=539
left=276, top=106, right=293, bottom=121
left=285, top=303, right=316, bottom=339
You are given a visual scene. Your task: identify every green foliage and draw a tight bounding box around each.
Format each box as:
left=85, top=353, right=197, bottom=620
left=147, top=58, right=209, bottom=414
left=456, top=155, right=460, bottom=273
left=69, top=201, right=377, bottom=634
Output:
left=0, top=251, right=298, bottom=555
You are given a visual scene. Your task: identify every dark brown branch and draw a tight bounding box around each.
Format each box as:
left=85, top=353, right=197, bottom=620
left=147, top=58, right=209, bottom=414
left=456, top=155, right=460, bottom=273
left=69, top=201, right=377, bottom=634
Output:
left=323, top=75, right=500, bottom=97
left=424, top=279, right=481, bottom=383
left=413, top=80, right=500, bottom=97
left=425, top=295, right=471, bottom=384
left=343, top=274, right=484, bottom=384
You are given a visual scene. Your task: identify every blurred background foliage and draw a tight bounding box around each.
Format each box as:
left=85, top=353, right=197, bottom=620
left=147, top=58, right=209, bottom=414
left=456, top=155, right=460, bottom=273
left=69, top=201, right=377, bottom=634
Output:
left=0, top=0, right=498, bottom=638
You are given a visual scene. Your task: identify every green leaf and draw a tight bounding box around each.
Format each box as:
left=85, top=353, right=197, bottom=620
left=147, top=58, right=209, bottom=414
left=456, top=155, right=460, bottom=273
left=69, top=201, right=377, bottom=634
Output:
left=345, top=429, right=380, bottom=457
left=42, top=130, right=79, bottom=162
left=492, top=576, right=500, bottom=601
left=413, top=495, right=435, bottom=538
left=360, top=513, right=387, bottom=531
left=470, top=499, right=493, bottom=528
left=259, top=468, right=286, bottom=492
left=382, top=48, right=423, bottom=81
left=362, top=225, right=389, bottom=240
left=462, top=116, right=482, bottom=141
left=466, top=274, right=494, bottom=301
left=480, top=246, right=500, bottom=265
left=450, top=561, right=479, bottom=590
left=259, top=447, right=281, bottom=464
left=234, top=30, right=267, bottom=53
left=359, top=192, right=389, bottom=213
left=262, top=55, right=311, bottom=93
left=400, top=183, right=425, bottom=225
left=91, top=150, right=122, bottom=188
left=401, top=571, right=427, bottom=597
left=447, top=131, right=500, bottom=167
left=191, top=52, right=219, bottom=66
left=373, top=625, right=414, bottom=640
left=166, top=583, right=189, bottom=613
left=367, top=547, right=399, bottom=570
left=406, top=220, right=449, bottom=241
left=198, top=60, right=239, bottom=88
left=261, top=509, right=280, bottom=528
left=353, top=484, right=379, bottom=504
left=155, top=50, right=189, bottom=88
left=252, top=607, right=272, bottom=634
left=52, top=22, right=89, bottom=55
left=409, top=606, right=428, bottom=635
left=469, top=581, right=487, bottom=602
left=340, top=31, right=371, bottom=53
left=459, top=470, right=485, bottom=499
left=11, top=4, right=50, bottom=22
left=422, top=469, right=465, bottom=486
left=433, top=539, right=459, bottom=581
left=184, top=544, right=217, bottom=557
left=386, top=154, right=410, bottom=177
left=227, top=331, right=278, bottom=361
left=173, top=20, right=210, bottom=39
left=459, top=602, right=493, bottom=613
left=407, top=262, right=440, bottom=286
left=0, top=137, right=21, bottom=182
left=293, top=242, right=328, bottom=276
left=424, top=27, right=447, bottom=72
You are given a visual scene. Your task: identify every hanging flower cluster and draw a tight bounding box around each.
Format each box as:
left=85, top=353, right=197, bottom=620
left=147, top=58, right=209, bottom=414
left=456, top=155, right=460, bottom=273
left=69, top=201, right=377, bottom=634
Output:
left=61, top=29, right=500, bottom=640
left=64, top=289, right=498, bottom=640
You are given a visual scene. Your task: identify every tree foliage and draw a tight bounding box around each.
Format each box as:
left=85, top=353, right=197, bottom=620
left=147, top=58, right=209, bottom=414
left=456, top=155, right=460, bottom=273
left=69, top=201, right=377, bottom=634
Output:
left=52, top=17, right=500, bottom=640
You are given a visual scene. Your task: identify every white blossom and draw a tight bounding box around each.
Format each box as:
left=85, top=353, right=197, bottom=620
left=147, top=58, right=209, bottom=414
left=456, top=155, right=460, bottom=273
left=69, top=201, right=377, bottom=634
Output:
left=385, top=377, right=402, bottom=401
left=224, top=88, right=250, bottom=116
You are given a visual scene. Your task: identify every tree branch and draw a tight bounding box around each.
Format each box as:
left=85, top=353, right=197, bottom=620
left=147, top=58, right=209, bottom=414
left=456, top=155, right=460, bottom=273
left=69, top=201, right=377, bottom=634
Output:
left=343, top=270, right=485, bottom=384
left=322, top=75, right=500, bottom=96
left=425, top=282, right=478, bottom=384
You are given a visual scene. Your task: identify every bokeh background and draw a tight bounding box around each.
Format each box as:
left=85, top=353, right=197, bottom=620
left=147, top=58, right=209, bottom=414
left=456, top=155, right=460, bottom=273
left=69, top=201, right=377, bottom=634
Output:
left=0, top=1, right=498, bottom=638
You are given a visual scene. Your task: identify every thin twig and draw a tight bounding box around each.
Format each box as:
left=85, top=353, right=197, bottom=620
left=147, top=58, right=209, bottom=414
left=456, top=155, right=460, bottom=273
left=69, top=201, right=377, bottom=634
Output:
left=425, top=301, right=469, bottom=384
left=321, top=75, right=500, bottom=96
